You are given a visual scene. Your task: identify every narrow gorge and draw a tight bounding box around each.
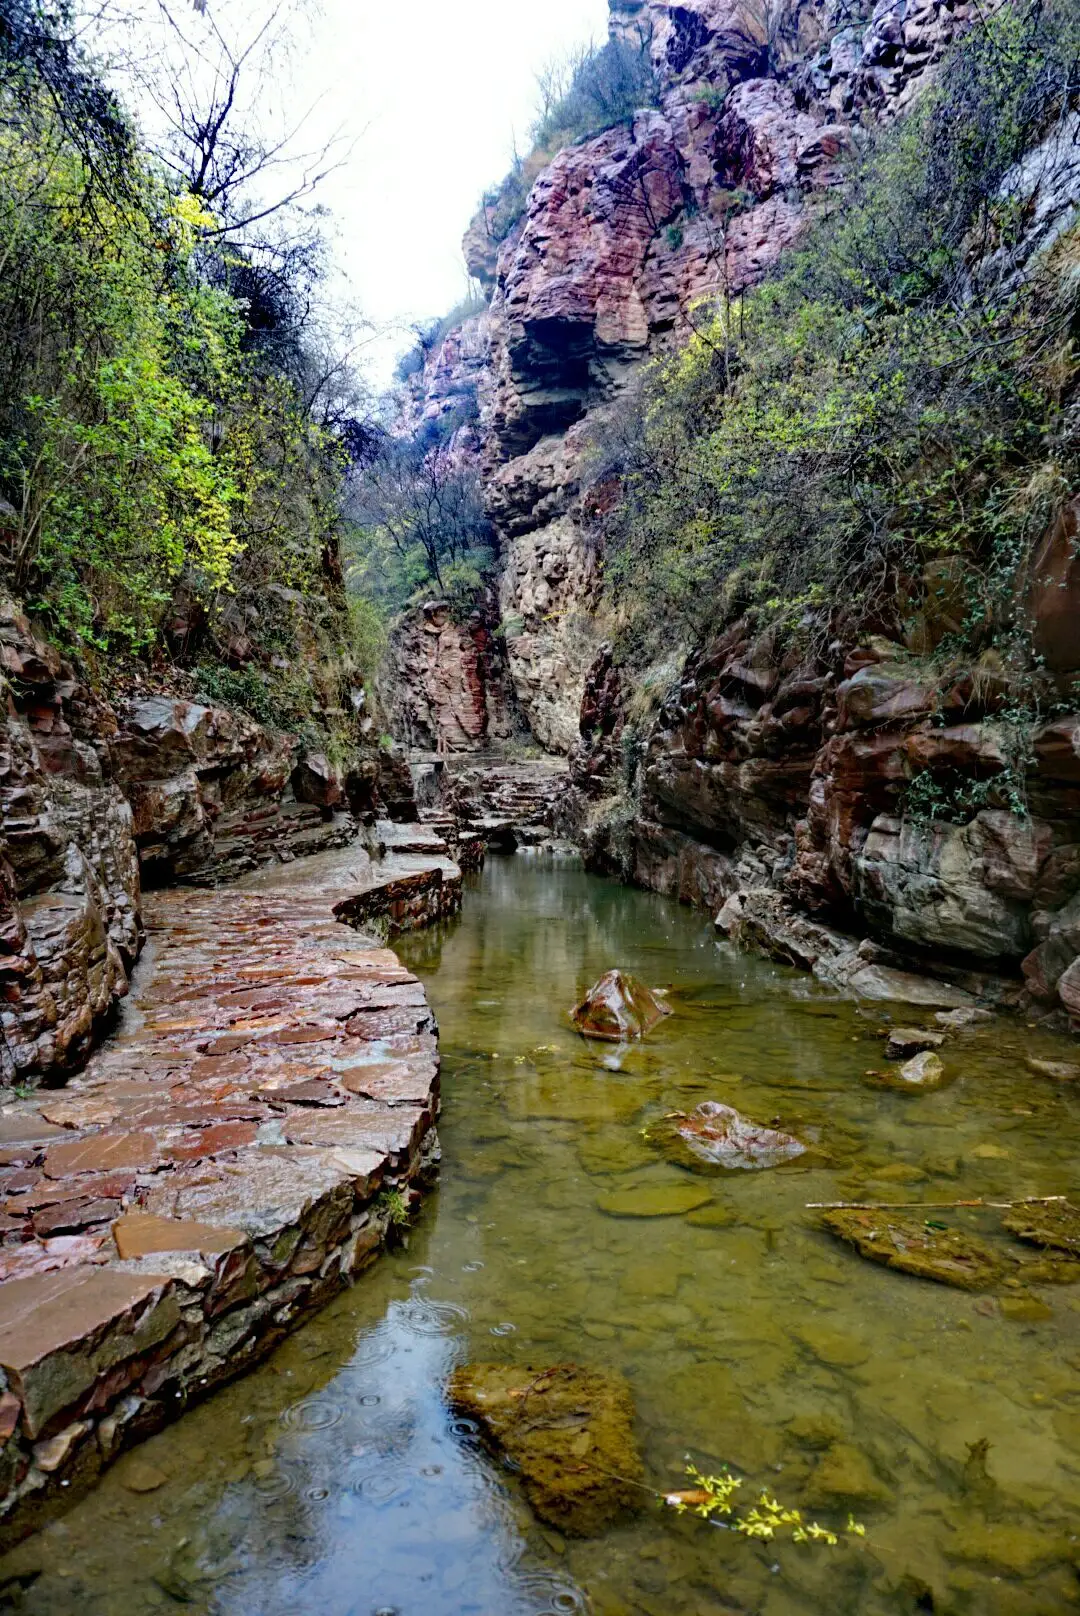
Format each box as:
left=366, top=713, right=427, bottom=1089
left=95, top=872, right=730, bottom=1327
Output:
left=1, top=0, right=1080, bottom=1611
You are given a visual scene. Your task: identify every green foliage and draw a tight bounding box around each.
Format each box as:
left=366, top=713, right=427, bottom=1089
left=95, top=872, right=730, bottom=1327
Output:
left=0, top=127, right=244, bottom=651
left=597, top=0, right=1080, bottom=667
left=347, top=594, right=388, bottom=678
left=348, top=439, right=495, bottom=616
left=377, top=1188, right=410, bottom=1227
left=193, top=663, right=277, bottom=727
left=531, top=37, right=659, bottom=153
left=665, top=1464, right=866, bottom=1547
left=0, top=15, right=376, bottom=758
left=903, top=765, right=1028, bottom=827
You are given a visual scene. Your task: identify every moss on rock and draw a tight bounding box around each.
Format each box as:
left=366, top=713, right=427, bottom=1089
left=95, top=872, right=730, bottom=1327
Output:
left=446, top=1363, right=644, bottom=1536
left=1003, top=1199, right=1080, bottom=1255
left=821, top=1209, right=1006, bottom=1290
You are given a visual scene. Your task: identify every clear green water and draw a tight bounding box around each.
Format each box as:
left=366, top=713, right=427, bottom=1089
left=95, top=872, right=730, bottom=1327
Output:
left=5, top=853, right=1080, bottom=1615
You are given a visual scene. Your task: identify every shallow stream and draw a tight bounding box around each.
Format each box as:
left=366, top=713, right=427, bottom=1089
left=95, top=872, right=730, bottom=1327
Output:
left=5, top=853, right=1080, bottom=1615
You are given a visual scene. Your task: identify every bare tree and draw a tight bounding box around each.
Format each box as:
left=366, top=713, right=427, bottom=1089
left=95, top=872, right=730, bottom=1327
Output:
left=86, top=0, right=348, bottom=241
left=354, top=439, right=492, bottom=593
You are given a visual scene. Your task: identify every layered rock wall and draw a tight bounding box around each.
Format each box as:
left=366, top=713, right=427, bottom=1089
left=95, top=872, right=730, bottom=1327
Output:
left=398, top=0, right=977, bottom=757
left=0, top=602, right=390, bottom=1086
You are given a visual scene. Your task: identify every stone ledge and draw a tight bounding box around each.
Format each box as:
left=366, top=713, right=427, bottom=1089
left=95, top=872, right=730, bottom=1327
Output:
left=0, top=845, right=444, bottom=1548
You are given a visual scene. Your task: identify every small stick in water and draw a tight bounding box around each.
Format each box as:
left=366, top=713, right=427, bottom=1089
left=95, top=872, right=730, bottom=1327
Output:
left=806, top=1195, right=1069, bottom=1212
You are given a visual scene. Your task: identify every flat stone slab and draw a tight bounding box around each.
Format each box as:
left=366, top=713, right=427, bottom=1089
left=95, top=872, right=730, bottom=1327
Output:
left=0, top=1267, right=177, bottom=1437
left=0, top=841, right=444, bottom=1545
left=111, top=1213, right=246, bottom=1261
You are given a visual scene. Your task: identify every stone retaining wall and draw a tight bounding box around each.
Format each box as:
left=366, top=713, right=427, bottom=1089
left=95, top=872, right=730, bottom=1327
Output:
left=333, top=865, right=462, bottom=937
left=0, top=850, right=444, bottom=1548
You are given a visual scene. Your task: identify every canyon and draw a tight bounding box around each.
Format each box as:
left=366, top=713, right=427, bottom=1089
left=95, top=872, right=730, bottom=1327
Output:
left=387, top=0, right=1080, bottom=1030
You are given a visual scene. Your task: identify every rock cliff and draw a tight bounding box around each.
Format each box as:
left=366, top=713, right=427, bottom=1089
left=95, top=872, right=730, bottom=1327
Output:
left=399, top=0, right=978, bottom=751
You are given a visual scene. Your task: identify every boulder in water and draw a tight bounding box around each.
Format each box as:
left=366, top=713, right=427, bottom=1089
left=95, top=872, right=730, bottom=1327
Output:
left=1026, top=1057, right=1080, bottom=1083
left=571, top=970, right=671, bottom=1042
left=822, top=1209, right=1005, bottom=1290
left=447, top=1362, right=644, bottom=1535
left=651, top=1101, right=806, bottom=1171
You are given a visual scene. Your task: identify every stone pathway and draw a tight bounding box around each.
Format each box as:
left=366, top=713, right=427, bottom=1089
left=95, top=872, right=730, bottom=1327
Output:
left=0, top=839, right=455, bottom=1545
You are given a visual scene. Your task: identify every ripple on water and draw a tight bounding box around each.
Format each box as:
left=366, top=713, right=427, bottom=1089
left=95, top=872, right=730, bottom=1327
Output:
left=279, top=1396, right=344, bottom=1432
left=250, top=1464, right=300, bottom=1501
left=350, top=1333, right=396, bottom=1369
left=514, top=1572, right=590, bottom=1614
left=356, top=1469, right=411, bottom=1506
left=393, top=1296, right=470, bottom=1336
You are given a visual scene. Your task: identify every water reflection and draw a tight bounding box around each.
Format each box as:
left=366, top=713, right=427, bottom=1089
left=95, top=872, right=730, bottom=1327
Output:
left=6, top=853, right=1080, bottom=1615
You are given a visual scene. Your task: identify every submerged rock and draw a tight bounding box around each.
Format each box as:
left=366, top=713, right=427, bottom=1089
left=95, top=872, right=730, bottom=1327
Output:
left=571, top=970, right=671, bottom=1042
left=596, top=1181, right=714, bottom=1217
left=1025, top=1057, right=1080, bottom=1083
left=822, top=1209, right=1006, bottom=1290
left=446, top=1363, right=644, bottom=1535
left=806, top=1442, right=890, bottom=1508
left=897, top=1051, right=946, bottom=1089
left=1003, top=1199, right=1080, bottom=1255
left=863, top=1050, right=947, bottom=1092
left=650, top=1101, right=806, bottom=1172
left=935, top=1007, right=993, bottom=1029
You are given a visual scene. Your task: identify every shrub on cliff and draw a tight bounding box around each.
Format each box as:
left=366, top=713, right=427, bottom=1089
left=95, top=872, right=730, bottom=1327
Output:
left=531, top=36, right=659, bottom=153
left=477, top=37, right=661, bottom=250
left=598, top=0, right=1080, bottom=665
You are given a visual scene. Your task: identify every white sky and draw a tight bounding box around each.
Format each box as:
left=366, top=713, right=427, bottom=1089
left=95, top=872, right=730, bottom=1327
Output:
left=293, top=0, right=611, bottom=382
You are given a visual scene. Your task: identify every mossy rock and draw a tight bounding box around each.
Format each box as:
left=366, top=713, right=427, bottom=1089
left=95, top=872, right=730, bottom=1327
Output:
left=596, top=1182, right=713, bottom=1218
left=447, top=1363, right=644, bottom=1536
left=821, top=1209, right=1006, bottom=1291
left=1003, top=1199, right=1080, bottom=1255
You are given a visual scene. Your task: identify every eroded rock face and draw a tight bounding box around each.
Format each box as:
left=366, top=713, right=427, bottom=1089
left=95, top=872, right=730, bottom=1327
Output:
left=381, top=600, right=515, bottom=754
left=392, top=0, right=1080, bottom=1023
left=446, top=1362, right=644, bottom=1535
left=0, top=599, right=379, bottom=1085
left=571, top=969, right=671, bottom=1041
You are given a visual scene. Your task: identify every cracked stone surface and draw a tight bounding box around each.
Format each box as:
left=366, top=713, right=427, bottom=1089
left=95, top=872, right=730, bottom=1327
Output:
left=0, top=841, right=448, bottom=1546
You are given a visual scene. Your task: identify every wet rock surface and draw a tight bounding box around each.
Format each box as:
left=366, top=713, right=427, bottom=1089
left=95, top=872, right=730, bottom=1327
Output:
left=651, top=1101, right=807, bottom=1171
left=446, top=1362, right=644, bottom=1536
left=571, top=970, right=671, bottom=1042
left=822, top=1209, right=1006, bottom=1291
left=0, top=841, right=446, bottom=1546
left=0, top=599, right=390, bottom=1088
